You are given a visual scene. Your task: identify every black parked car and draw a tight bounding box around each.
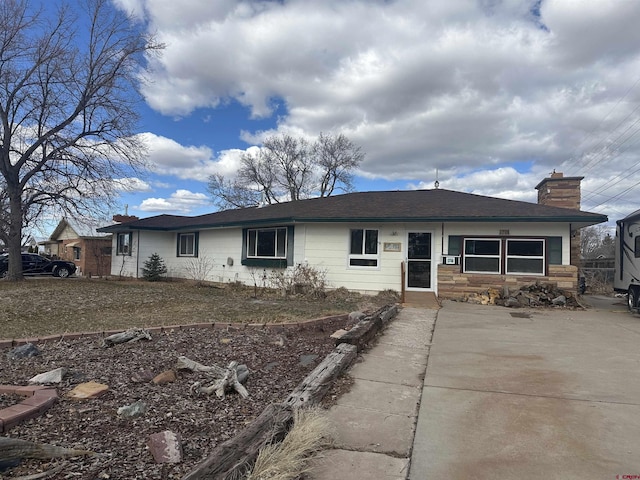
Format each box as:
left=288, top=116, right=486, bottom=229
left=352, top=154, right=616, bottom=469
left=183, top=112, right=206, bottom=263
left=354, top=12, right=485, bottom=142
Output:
left=0, top=253, right=76, bottom=278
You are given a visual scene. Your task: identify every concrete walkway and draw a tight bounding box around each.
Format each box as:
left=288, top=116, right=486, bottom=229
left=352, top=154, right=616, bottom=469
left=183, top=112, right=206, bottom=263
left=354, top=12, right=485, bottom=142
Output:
left=410, top=297, right=640, bottom=480
left=307, top=307, right=437, bottom=479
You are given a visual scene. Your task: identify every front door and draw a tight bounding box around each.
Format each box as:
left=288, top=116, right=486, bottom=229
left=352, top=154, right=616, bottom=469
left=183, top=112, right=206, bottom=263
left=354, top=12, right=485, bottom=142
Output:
left=407, top=232, right=432, bottom=289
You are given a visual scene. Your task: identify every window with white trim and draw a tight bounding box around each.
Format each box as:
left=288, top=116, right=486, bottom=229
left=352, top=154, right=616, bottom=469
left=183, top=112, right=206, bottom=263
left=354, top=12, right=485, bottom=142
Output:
left=463, top=238, right=501, bottom=273
left=116, top=233, right=132, bottom=255
left=506, top=239, right=545, bottom=274
left=247, top=227, right=287, bottom=258
left=349, top=229, right=379, bottom=267
left=178, top=232, right=197, bottom=257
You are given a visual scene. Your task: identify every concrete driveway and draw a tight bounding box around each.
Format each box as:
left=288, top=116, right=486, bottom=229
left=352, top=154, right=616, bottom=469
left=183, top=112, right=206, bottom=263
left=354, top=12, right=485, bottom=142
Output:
left=410, top=295, right=640, bottom=480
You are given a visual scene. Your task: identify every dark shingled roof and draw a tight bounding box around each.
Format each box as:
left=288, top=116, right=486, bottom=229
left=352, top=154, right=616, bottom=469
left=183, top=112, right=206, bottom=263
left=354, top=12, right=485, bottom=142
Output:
left=98, top=189, right=607, bottom=233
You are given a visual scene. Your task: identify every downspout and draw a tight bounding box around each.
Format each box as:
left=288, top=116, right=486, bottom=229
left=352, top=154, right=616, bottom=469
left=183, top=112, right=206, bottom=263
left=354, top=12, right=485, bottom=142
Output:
left=136, top=230, right=141, bottom=278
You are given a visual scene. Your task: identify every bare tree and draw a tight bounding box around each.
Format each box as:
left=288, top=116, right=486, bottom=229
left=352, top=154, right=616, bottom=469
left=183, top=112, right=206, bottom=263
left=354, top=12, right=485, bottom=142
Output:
left=581, top=225, right=615, bottom=259
left=0, top=0, right=161, bottom=280
left=208, top=132, right=364, bottom=210
left=314, top=132, right=364, bottom=197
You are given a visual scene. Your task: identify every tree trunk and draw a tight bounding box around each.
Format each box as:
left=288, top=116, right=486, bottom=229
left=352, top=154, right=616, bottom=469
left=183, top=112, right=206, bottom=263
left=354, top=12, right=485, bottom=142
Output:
left=6, top=180, right=24, bottom=281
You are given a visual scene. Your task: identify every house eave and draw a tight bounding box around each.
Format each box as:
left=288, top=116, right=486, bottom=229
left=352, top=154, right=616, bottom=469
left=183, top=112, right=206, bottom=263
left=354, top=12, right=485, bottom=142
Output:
left=97, top=214, right=607, bottom=233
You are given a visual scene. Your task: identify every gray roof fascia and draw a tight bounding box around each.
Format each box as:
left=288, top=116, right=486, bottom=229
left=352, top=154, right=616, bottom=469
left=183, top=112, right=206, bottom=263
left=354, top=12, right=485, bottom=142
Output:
left=98, top=213, right=607, bottom=234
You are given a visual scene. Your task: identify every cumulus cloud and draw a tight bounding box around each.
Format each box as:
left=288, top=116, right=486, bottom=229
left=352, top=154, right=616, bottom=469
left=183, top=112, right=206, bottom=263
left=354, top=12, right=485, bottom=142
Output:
left=138, top=189, right=210, bottom=213
left=113, top=177, right=153, bottom=192
left=139, top=132, right=245, bottom=181
left=122, top=0, right=640, bottom=220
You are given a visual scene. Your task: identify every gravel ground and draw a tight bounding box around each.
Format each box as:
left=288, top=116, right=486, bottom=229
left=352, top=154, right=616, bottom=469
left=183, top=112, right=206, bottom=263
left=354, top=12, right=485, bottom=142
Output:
left=0, top=317, right=350, bottom=479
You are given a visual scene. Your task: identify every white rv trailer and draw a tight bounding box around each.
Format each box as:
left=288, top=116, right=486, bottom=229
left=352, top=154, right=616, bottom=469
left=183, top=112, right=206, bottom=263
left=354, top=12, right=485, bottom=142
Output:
left=614, top=209, right=640, bottom=312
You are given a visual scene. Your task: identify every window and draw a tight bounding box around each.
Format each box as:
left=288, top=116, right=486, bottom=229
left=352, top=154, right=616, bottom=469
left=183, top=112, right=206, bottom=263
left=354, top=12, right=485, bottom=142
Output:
left=506, top=239, right=544, bottom=274
left=241, top=226, right=293, bottom=268
left=548, top=237, right=562, bottom=265
left=462, top=237, right=547, bottom=275
left=73, top=247, right=81, bottom=260
left=463, top=239, right=501, bottom=273
left=349, top=229, right=379, bottom=267
left=247, top=228, right=287, bottom=258
left=116, top=233, right=132, bottom=255
left=635, top=236, right=640, bottom=258
left=177, top=232, right=198, bottom=257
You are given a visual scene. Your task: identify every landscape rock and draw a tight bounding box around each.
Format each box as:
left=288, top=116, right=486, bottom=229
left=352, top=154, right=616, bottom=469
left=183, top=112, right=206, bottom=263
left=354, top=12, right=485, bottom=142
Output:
left=130, top=369, right=155, bottom=383
left=117, top=400, right=147, bottom=418
left=7, top=343, right=40, bottom=360
left=330, top=329, right=348, bottom=339
left=504, top=297, right=521, bottom=308
left=473, top=282, right=579, bottom=309
left=152, top=370, right=177, bottom=384
left=28, top=367, right=67, bottom=384
left=347, top=311, right=366, bottom=326
left=66, top=381, right=109, bottom=400
left=299, top=354, right=319, bottom=366
left=552, top=295, right=567, bottom=306
left=148, top=431, right=183, bottom=464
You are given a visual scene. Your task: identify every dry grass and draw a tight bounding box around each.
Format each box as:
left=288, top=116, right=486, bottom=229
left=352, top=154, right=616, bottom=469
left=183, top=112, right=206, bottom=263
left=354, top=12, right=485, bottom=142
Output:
left=0, top=278, right=399, bottom=339
left=245, top=408, right=333, bottom=480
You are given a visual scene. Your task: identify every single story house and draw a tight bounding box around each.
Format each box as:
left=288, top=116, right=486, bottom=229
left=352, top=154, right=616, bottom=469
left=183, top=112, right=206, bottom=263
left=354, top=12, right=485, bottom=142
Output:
left=97, top=173, right=607, bottom=299
left=40, top=218, right=112, bottom=277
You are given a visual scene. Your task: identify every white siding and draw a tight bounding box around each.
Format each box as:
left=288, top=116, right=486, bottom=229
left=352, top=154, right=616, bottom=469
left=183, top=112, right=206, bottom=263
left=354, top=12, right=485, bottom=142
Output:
left=303, top=223, right=442, bottom=293
left=109, top=231, right=140, bottom=277
left=108, top=221, right=573, bottom=293
left=57, top=224, right=79, bottom=240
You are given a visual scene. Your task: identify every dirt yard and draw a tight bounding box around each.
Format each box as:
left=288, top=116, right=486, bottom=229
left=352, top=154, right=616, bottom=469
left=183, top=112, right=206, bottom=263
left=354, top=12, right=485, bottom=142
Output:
left=0, top=279, right=397, bottom=479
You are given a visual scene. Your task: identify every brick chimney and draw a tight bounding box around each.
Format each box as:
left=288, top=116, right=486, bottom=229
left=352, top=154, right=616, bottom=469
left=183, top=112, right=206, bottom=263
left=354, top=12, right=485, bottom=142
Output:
left=112, top=214, right=139, bottom=223
left=535, top=171, right=584, bottom=273
left=535, top=171, right=583, bottom=210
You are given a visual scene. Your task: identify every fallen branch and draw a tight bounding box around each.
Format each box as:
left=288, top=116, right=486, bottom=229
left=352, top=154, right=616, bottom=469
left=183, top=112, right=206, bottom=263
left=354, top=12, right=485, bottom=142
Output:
left=12, top=462, right=67, bottom=480
left=102, top=328, right=151, bottom=347
left=175, top=356, right=225, bottom=376
left=190, top=361, right=250, bottom=399
left=0, top=437, right=95, bottom=465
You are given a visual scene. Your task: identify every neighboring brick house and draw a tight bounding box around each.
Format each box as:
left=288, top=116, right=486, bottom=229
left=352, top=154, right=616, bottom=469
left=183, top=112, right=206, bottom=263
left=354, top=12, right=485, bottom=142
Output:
left=41, top=218, right=112, bottom=277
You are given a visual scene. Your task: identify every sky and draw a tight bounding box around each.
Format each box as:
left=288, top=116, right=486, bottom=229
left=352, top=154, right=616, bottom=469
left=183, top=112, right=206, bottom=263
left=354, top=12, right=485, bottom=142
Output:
left=100, top=0, right=640, bottom=227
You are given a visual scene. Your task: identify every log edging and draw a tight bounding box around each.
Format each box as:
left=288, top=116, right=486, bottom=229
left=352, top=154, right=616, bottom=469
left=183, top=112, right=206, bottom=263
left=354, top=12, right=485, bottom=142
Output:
left=336, top=304, right=399, bottom=351
left=182, top=303, right=400, bottom=480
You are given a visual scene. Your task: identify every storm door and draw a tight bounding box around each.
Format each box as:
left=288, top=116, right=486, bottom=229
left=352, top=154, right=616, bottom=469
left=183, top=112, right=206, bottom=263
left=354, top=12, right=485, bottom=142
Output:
left=407, top=232, right=432, bottom=289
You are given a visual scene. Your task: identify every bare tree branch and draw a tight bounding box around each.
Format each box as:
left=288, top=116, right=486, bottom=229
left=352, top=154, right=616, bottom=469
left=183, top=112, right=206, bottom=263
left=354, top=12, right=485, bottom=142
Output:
left=0, top=0, right=162, bottom=279
left=207, top=132, right=364, bottom=209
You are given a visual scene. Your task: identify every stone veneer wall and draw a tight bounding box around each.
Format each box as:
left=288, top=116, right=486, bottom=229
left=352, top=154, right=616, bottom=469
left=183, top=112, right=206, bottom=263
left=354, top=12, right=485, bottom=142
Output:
left=437, top=264, right=578, bottom=300
left=535, top=172, right=584, bottom=270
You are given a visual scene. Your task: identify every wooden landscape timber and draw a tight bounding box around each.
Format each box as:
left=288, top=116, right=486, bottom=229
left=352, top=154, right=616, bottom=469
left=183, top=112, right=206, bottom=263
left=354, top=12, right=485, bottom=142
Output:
left=181, top=403, right=294, bottom=480
left=335, top=304, right=398, bottom=351
left=285, top=343, right=358, bottom=408
left=182, top=303, right=399, bottom=480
